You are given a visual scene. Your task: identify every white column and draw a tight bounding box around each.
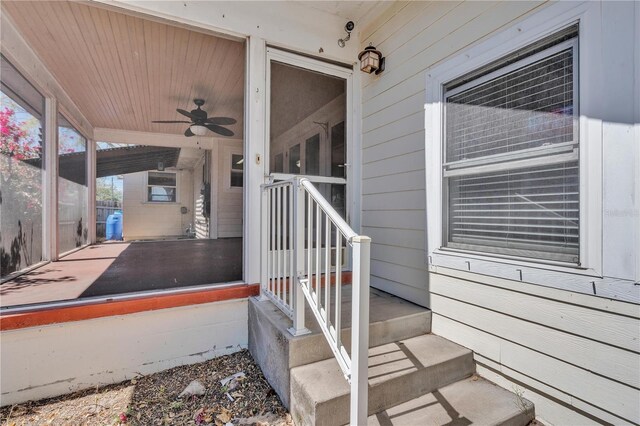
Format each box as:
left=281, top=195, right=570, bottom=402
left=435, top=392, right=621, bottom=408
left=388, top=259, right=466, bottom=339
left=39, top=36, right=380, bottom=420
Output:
left=244, top=35, right=267, bottom=285
left=87, top=139, right=97, bottom=244
left=210, top=143, right=219, bottom=239
left=43, top=98, right=59, bottom=261
left=349, top=70, right=363, bottom=234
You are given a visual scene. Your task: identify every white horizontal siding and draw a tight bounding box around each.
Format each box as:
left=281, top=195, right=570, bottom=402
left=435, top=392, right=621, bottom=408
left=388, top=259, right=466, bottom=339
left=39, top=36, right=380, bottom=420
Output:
left=362, top=91, right=424, bottom=133
left=361, top=227, right=425, bottom=251
left=362, top=111, right=423, bottom=148
left=362, top=210, right=424, bottom=230
left=360, top=0, right=547, bottom=307
left=363, top=149, right=424, bottom=180
left=363, top=190, right=425, bottom=211
left=362, top=169, right=425, bottom=194
left=431, top=267, right=640, bottom=425
left=363, top=130, right=425, bottom=164
left=371, top=244, right=426, bottom=270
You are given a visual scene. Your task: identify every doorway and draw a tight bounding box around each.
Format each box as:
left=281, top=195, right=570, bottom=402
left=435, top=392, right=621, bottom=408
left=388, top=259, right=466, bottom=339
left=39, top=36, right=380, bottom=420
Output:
left=266, top=49, right=352, bottom=222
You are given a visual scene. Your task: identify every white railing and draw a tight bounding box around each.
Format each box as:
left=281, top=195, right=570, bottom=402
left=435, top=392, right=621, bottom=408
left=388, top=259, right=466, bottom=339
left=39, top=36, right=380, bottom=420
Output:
left=261, top=176, right=370, bottom=426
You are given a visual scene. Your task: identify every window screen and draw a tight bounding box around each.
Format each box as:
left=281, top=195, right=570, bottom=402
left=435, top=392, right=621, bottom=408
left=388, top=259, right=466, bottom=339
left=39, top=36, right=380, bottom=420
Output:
left=443, top=28, right=579, bottom=264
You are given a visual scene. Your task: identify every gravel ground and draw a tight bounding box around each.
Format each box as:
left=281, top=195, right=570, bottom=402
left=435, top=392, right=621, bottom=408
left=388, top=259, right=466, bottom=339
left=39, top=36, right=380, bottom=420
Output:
left=0, top=350, right=292, bottom=426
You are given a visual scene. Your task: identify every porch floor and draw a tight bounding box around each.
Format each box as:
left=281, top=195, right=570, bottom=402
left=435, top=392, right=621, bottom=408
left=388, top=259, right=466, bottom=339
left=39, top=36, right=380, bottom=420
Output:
left=301, top=284, right=427, bottom=333
left=0, top=239, right=242, bottom=308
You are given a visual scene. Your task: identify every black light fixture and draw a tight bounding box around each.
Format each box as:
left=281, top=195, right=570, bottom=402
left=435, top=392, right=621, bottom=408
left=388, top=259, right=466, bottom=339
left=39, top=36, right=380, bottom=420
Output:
left=358, top=43, right=385, bottom=75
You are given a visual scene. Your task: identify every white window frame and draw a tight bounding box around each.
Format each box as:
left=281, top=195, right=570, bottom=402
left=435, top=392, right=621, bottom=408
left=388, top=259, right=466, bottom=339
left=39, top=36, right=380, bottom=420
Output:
left=425, top=2, right=603, bottom=283
left=230, top=152, right=244, bottom=188
left=57, top=112, right=92, bottom=257
left=145, top=170, right=178, bottom=203
left=443, top=35, right=580, bottom=263
left=223, top=145, right=244, bottom=192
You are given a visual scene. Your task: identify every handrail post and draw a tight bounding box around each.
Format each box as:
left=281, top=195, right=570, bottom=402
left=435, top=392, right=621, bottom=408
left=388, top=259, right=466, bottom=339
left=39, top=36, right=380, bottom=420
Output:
left=259, top=185, right=269, bottom=301
left=350, top=235, right=371, bottom=425
left=288, top=177, right=310, bottom=336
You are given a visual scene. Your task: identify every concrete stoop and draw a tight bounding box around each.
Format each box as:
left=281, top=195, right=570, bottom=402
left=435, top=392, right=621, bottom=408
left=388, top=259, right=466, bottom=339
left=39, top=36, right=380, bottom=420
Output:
left=290, top=334, right=475, bottom=426
left=248, top=287, right=535, bottom=426
left=289, top=334, right=535, bottom=426
left=248, top=286, right=431, bottom=408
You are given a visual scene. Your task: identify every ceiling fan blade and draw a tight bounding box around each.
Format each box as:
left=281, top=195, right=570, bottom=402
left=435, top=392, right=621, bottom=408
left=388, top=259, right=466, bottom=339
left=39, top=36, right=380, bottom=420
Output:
left=152, top=120, right=192, bottom=123
left=205, top=123, right=234, bottom=137
left=184, top=127, right=195, bottom=137
left=177, top=108, right=197, bottom=120
left=206, top=117, right=237, bottom=125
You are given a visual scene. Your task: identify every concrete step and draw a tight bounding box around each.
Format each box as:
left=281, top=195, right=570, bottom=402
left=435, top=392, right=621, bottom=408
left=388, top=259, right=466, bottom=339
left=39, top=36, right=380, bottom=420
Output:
left=249, top=287, right=431, bottom=408
left=290, top=334, right=475, bottom=426
left=366, top=376, right=535, bottom=426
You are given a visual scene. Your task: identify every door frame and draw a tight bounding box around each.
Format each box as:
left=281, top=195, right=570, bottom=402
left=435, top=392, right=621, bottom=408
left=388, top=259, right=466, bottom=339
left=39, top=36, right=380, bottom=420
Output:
left=264, top=47, right=356, bottom=227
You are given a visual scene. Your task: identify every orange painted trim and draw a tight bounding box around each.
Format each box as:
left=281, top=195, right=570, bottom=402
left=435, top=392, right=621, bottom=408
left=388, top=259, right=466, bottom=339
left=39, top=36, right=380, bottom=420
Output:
left=266, top=271, right=352, bottom=289
left=308, top=271, right=352, bottom=287
left=0, top=283, right=260, bottom=331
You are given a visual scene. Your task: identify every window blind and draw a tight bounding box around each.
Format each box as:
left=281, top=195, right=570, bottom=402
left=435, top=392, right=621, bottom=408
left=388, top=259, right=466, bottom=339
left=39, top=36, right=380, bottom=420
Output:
left=445, top=48, right=575, bottom=163
left=448, top=162, right=579, bottom=262
left=443, top=30, right=579, bottom=263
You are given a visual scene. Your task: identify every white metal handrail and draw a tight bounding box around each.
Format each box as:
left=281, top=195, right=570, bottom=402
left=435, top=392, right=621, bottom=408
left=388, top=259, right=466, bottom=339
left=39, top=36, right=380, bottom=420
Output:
left=260, top=176, right=370, bottom=426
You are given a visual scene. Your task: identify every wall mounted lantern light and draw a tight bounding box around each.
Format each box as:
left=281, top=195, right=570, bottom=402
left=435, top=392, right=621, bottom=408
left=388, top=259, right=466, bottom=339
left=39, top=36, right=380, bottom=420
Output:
left=358, top=44, right=385, bottom=75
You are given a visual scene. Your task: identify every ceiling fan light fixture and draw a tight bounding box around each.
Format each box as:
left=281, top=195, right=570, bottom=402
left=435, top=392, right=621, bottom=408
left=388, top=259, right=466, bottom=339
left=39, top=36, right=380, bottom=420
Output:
left=190, top=124, right=207, bottom=136
left=153, top=99, right=235, bottom=137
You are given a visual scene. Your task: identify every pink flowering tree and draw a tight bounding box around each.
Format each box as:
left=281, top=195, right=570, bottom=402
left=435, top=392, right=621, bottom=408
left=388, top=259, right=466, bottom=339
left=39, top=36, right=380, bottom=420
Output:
left=0, top=107, right=43, bottom=207
left=1, top=106, right=43, bottom=276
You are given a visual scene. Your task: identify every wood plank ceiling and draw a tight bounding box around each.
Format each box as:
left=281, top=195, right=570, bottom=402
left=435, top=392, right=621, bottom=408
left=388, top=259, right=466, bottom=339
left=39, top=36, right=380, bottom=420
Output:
left=2, top=1, right=245, bottom=138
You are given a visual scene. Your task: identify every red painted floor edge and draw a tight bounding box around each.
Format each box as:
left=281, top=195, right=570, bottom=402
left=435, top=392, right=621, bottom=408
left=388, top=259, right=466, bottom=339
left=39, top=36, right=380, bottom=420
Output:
left=0, top=283, right=260, bottom=331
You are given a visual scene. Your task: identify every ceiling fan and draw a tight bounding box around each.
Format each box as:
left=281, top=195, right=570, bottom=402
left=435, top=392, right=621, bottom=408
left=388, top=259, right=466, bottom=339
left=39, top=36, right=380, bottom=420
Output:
left=152, top=99, right=236, bottom=137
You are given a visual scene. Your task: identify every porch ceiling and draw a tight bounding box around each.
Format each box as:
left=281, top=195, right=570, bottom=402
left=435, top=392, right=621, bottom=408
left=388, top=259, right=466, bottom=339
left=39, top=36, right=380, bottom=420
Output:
left=293, top=1, right=394, bottom=25
left=2, top=1, right=245, bottom=138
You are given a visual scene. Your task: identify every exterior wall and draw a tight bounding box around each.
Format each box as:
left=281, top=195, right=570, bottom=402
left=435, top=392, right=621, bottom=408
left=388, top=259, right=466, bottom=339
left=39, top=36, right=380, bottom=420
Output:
left=430, top=267, right=639, bottom=425
left=122, top=169, right=194, bottom=240
left=0, top=298, right=248, bottom=406
left=360, top=0, right=530, bottom=306
left=216, top=140, right=243, bottom=238
left=360, top=1, right=639, bottom=425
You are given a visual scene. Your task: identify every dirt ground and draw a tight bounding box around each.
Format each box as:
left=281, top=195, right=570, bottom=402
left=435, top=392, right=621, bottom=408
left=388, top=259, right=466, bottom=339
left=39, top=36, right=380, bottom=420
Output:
left=0, top=350, right=292, bottom=426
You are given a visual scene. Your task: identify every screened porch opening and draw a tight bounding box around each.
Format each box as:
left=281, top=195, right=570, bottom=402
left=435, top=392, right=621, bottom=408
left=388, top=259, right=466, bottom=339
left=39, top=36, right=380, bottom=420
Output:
left=0, top=1, right=245, bottom=310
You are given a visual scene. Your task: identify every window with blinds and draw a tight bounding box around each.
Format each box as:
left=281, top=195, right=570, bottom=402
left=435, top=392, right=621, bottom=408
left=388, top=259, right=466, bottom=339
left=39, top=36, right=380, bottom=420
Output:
left=443, top=27, right=580, bottom=264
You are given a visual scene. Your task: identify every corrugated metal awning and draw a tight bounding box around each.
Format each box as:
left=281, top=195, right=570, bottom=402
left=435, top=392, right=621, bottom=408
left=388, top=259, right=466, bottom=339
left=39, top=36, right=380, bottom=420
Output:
left=24, top=145, right=181, bottom=185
